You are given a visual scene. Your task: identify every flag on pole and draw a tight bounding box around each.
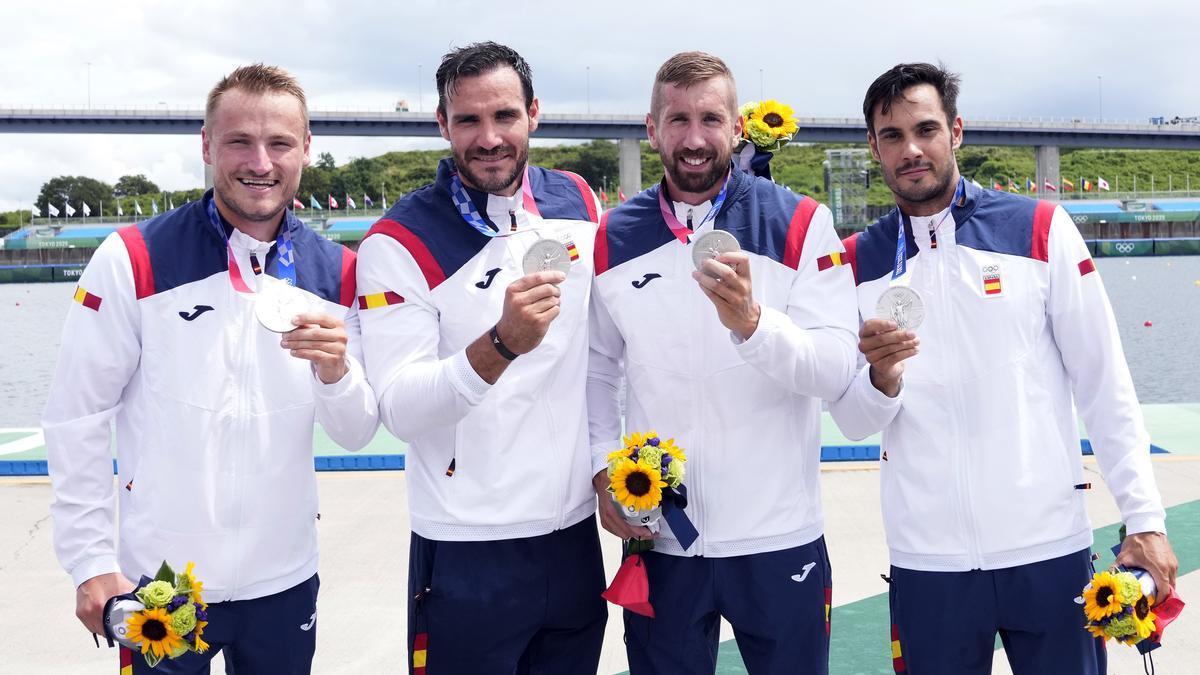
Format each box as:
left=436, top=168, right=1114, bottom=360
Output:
left=364, top=194, right=374, bottom=207
left=31, top=203, right=40, bottom=217
left=292, top=197, right=305, bottom=209
left=48, top=203, right=60, bottom=217
left=152, top=200, right=159, bottom=215
left=1083, top=179, right=1093, bottom=192
left=169, top=197, right=176, bottom=210
left=65, top=202, right=77, bottom=217
left=381, top=193, right=388, bottom=210
left=619, top=189, right=627, bottom=202
left=135, top=200, right=143, bottom=216
left=1043, top=180, right=1057, bottom=192
left=992, top=181, right=1003, bottom=190
left=1098, top=176, right=1110, bottom=191
left=310, top=195, right=322, bottom=210
left=328, top=194, right=339, bottom=209
left=1007, top=179, right=1020, bottom=193
left=117, top=200, right=124, bottom=216
left=1061, top=178, right=1075, bottom=191
left=82, top=202, right=92, bottom=216
left=599, top=188, right=609, bottom=202
left=1026, top=178, right=1036, bottom=193
left=346, top=194, right=357, bottom=209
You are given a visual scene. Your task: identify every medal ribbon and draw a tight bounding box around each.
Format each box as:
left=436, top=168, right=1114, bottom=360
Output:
left=657, top=171, right=731, bottom=244
left=450, top=165, right=539, bottom=237
left=892, top=177, right=964, bottom=283
left=205, top=192, right=296, bottom=293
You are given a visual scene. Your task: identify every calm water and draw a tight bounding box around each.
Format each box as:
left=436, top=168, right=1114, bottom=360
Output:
left=1, top=257, right=1198, bottom=428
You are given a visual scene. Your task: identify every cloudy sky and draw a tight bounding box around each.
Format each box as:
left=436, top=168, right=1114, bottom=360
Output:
left=2, top=0, right=1197, bottom=212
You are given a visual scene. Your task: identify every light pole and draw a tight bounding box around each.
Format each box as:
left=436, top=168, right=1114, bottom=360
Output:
left=1097, top=75, right=1103, bottom=122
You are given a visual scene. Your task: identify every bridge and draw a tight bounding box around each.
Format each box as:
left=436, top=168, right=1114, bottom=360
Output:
left=4, top=108, right=1200, bottom=198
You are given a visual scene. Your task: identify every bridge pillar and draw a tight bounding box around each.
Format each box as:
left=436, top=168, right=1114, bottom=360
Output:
left=619, top=138, right=642, bottom=201
left=1035, top=145, right=1060, bottom=200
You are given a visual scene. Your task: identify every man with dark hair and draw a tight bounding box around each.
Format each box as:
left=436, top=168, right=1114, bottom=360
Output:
left=589, top=51, right=857, bottom=674
left=831, top=62, right=1178, bottom=674
left=44, top=63, right=379, bottom=673
left=356, top=42, right=606, bottom=674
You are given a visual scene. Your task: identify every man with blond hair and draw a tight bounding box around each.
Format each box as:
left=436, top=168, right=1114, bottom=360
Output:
left=588, top=51, right=857, bottom=674
left=44, top=64, right=378, bottom=673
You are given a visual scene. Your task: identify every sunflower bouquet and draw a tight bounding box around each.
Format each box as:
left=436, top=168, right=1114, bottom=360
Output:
left=1080, top=569, right=1158, bottom=646
left=739, top=100, right=799, bottom=153
left=602, top=431, right=698, bottom=618
left=736, top=99, right=799, bottom=181
left=104, top=561, right=209, bottom=668
left=606, top=432, right=686, bottom=544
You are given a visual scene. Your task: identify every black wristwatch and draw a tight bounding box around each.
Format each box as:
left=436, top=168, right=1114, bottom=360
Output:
left=489, top=325, right=519, bottom=361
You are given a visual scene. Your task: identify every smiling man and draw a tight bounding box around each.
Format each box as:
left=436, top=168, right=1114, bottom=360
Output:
left=354, top=42, right=605, bottom=675
left=830, top=63, right=1178, bottom=674
left=43, top=64, right=379, bottom=673
left=588, top=52, right=858, bottom=674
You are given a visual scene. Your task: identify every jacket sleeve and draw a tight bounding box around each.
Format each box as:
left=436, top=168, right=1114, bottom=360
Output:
left=310, top=301, right=380, bottom=451
left=1046, top=207, right=1166, bottom=534
left=586, top=278, right=625, bottom=476
left=734, top=203, right=858, bottom=401
left=356, top=233, right=492, bottom=442
left=42, top=233, right=142, bottom=588
left=828, top=361, right=904, bottom=441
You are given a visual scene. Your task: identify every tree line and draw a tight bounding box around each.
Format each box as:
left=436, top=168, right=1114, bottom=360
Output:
left=7, top=143, right=1200, bottom=234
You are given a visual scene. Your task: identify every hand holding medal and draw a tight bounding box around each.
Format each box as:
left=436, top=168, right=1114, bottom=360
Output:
left=256, top=279, right=350, bottom=384
left=690, top=231, right=761, bottom=340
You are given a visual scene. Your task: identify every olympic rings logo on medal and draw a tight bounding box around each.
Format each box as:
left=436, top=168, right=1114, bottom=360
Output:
left=1115, top=242, right=1135, bottom=254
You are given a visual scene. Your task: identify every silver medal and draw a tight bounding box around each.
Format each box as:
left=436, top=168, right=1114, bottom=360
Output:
left=255, top=279, right=311, bottom=333
left=691, top=230, right=740, bottom=272
left=522, top=238, right=572, bottom=275
left=875, top=286, right=925, bottom=331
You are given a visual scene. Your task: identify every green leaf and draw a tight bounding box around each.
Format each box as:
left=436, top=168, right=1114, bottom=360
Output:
left=143, top=650, right=163, bottom=668
left=153, top=561, right=175, bottom=584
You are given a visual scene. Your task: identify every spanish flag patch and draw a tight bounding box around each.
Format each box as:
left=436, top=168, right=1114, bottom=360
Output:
left=73, top=286, right=102, bottom=311
left=412, top=632, right=428, bottom=673
left=566, top=241, right=580, bottom=262
left=357, top=291, right=405, bottom=310
left=891, top=624, right=907, bottom=672
left=816, top=252, right=846, bottom=271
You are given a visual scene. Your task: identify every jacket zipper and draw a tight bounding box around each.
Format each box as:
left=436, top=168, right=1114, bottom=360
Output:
left=935, top=232, right=985, bottom=569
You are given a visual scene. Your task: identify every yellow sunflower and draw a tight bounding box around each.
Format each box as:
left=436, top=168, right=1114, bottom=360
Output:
left=127, top=608, right=185, bottom=659
left=1085, top=622, right=1108, bottom=640
left=1130, top=595, right=1157, bottom=642
left=1083, top=572, right=1126, bottom=622
left=610, top=458, right=666, bottom=512
left=607, top=446, right=634, bottom=463
left=193, top=620, right=210, bottom=653
left=659, top=437, right=687, bottom=463
left=180, top=561, right=205, bottom=604
left=743, top=100, right=798, bottom=141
